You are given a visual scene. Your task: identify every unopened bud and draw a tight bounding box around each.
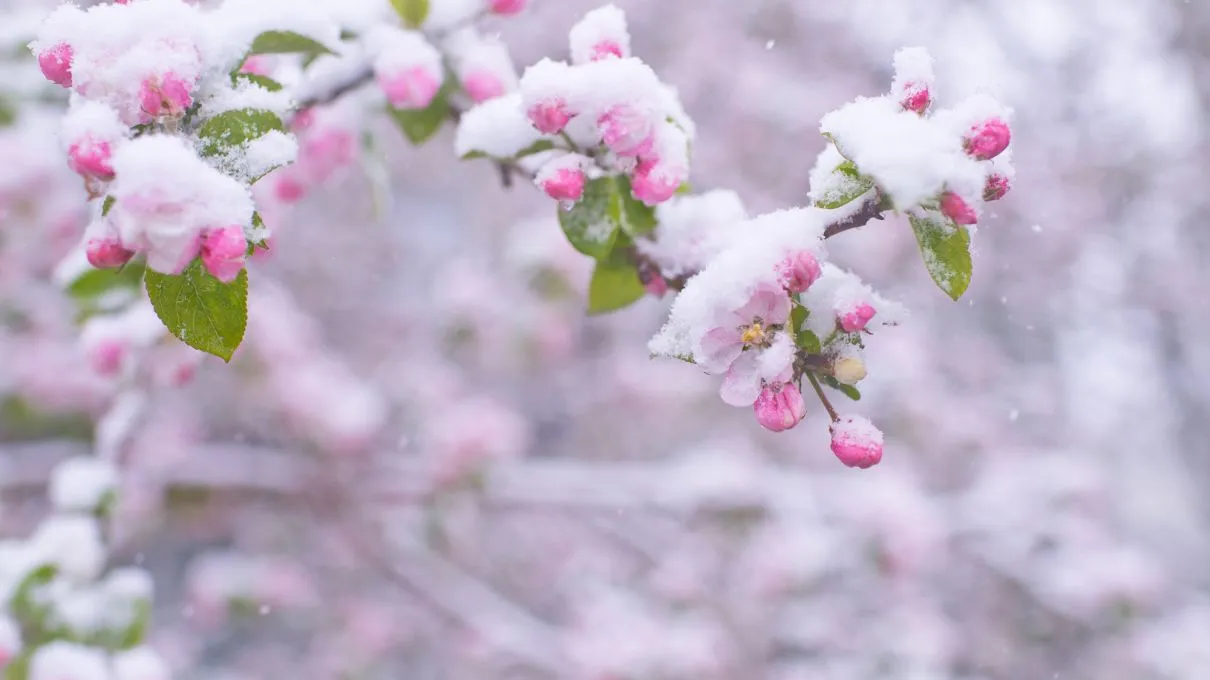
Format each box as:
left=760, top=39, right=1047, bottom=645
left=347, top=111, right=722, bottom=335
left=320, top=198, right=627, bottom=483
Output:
left=535, top=155, right=587, bottom=202
left=833, top=356, right=866, bottom=385
left=139, top=73, right=194, bottom=120
left=837, top=301, right=876, bottom=333
left=940, top=191, right=978, bottom=225
left=86, top=236, right=135, bottom=270
left=201, top=226, right=248, bottom=283
left=37, top=43, right=74, bottom=88
left=598, top=104, right=655, bottom=157
left=527, top=99, right=574, bottom=135
left=68, top=137, right=115, bottom=181
left=631, top=158, right=683, bottom=206
left=963, top=118, right=1011, bottom=161
left=461, top=71, right=507, bottom=104
left=776, top=251, right=821, bottom=294
left=489, top=0, right=527, bottom=15
left=900, top=83, right=931, bottom=114
left=983, top=173, right=1010, bottom=202
left=830, top=415, right=884, bottom=468
left=753, top=382, right=807, bottom=432
left=378, top=65, right=442, bottom=110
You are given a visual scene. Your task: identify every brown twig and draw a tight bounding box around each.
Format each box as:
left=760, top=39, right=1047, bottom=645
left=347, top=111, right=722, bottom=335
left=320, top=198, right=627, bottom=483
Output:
left=806, top=372, right=839, bottom=422
left=822, top=191, right=890, bottom=239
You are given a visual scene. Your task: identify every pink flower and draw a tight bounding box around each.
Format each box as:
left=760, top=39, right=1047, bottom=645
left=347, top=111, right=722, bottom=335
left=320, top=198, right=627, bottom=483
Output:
left=274, top=172, right=306, bottom=202
left=462, top=71, right=507, bottom=104
left=86, top=235, right=135, bottom=270
left=37, top=43, right=73, bottom=88
left=88, top=339, right=127, bottom=377
left=536, top=165, right=585, bottom=201
left=139, top=73, right=194, bottom=120
left=201, top=226, right=248, bottom=283
left=983, top=173, right=1011, bottom=202
left=527, top=99, right=574, bottom=134
left=297, top=128, right=356, bottom=185
left=900, top=83, right=931, bottom=114
left=240, top=56, right=272, bottom=76
left=590, top=41, right=625, bottom=61
left=830, top=415, right=884, bottom=468
left=644, top=275, right=669, bottom=298
left=598, top=104, right=655, bottom=157
left=378, top=64, right=441, bottom=110
left=775, top=251, right=821, bottom=294
left=698, top=283, right=793, bottom=374
left=68, top=137, right=115, bottom=181
left=837, top=301, right=876, bottom=333
left=753, top=382, right=806, bottom=432
left=963, top=117, right=1011, bottom=160
left=489, top=0, right=527, bottom=15
left=940, top=191, right=978, bottom=225
left=631, top=158, right=683, bottom=206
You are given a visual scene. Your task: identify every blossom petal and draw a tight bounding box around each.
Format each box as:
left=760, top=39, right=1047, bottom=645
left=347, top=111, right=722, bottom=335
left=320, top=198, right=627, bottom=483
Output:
left=697, top=326, right=743, bottom=373
left=719, top=353, right=763, bottom=406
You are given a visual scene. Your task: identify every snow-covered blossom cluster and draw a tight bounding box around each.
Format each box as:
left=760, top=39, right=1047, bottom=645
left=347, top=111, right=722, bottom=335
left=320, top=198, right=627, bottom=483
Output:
left=1, top=456, right=169, bottom=680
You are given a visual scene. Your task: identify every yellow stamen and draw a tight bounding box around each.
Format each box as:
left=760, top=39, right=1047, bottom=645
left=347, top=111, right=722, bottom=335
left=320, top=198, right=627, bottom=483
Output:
left=741, top=323, right=766, bottom=345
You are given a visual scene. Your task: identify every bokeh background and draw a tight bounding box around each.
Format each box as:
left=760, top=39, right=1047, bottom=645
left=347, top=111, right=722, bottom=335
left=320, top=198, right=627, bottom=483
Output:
left=3, top=0, right=1209, bottom=678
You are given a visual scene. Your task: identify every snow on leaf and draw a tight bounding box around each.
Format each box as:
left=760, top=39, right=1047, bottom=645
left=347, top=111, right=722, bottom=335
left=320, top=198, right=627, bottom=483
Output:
left=388, top=81, right=451, bottom=145
left=908, top=211, right=973, bottom=301
left=247, top=30, right=334, bottom=57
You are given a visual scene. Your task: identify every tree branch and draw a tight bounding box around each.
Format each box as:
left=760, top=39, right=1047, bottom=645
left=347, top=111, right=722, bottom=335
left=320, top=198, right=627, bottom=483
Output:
left=822, top=191, right=889, bottom=239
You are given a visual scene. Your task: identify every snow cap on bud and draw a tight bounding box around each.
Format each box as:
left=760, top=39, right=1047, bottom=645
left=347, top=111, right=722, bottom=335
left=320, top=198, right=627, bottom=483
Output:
left=201, top=226, right=248, bottom=283
left=68, top=138, right=115, bottom=181
left=37, top=42, right=74, bottom=88
left=837, top=301, right=876, bottom=333
left=139, top=73, right=194, bottom=121
left=753, top=382, right=807, bottom=432
left=599, top=103, right=656, bottom=157
left=891, top=47, right=934, bottom=114
left=489, top=0, right=527, bottom=15
left=569, top=4, right=631, bottom=64
left=983, top=173, right=1011, bottom=201
left=453, top=37, right=518, bottom=104
left=964, top=118, right=1012, bottom=160
left=519, top=59, right=580, bottom=134
left=832, top=355, right=867, bottom=385
left=776, top=251, right=821, bottom=294
left=373, top=30, right=444, bottom=110
left=940, top=191, right=978, bottom=225
left=84, top=218, right=134, bottom=269
left=62, top=101, right=127, bottom=181
left=830, top=415, right=884, bottom=468
left=535, top=153, right=588, bottom=202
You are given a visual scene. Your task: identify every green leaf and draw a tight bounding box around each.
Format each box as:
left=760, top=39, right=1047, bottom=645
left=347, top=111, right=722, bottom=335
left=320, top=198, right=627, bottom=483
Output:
left=232, top=72, right=283, bottom=92
left=67, top=259, right=146, bottom=302
left=248, top=31, right=334, bottom=57
left=814, top=160, right=875, bottom=210
left=796, top=329, right=822, bottom=354
left=908, top=211, right=973, bottom=301
left=587, top=256, right=645, bottom=315
left=4, top=649, right=31, bottom=680
left=387, top=81, right=451, bottom=145
left=117, top=599, right=152, bottom=649
left=102, top=196, right=115, bottom=216
left=145, top=259, right=248, bottom=362
left=0, top=96, right=16, bottom=128
left=558, top=176, right=658, bottom=261
left=197, top=108, right=284, bottom=158
left=10, top=564, right=57, bottom=623
left=391, top=0, right=430, bottom=28
left=820, top=375, right=861, bottom=401
left=611, top=175, right=658, bottom=238
left=515, top=139, right=556, bottom=158
left=789, top=304, right=807, bottom=334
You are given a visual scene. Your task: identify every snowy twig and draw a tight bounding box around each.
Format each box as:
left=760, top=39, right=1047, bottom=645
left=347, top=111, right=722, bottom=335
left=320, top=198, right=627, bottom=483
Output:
left=821, top=190, right=890, bottom=239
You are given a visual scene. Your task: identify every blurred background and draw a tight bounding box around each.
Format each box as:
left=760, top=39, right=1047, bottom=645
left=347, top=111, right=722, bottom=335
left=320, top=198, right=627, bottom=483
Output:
left=3, top=0, right=1209, bottom=678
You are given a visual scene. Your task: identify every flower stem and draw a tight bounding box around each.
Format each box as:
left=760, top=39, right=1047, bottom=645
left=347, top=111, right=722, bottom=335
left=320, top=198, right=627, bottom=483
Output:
left=806, top=372, right=839, bottom=422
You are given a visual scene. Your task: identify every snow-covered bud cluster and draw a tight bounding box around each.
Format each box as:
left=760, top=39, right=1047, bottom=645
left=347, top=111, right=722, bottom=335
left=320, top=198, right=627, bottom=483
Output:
left=0, top=456, right=168, bottom=679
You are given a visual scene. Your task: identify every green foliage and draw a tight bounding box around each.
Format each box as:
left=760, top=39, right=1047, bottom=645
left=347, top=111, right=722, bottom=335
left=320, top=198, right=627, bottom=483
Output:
left=102, top=196, right=115, bottom=216
left=4, top=650, right=31, bottom=680
left=587, top=249, right=646, bottom=314
left=232, top=72, right=284, bottom=92
left=145, top=259, right=248, bottom=362
left=558, top=176, right=657, bottom=261
left=247, top=31, right=334, bottom=57
left=67, top=259, right=146, bottom=303
left=197, top=108, right=284, bottom=158
left=814, top=160, right=875, bottom=210
left=387, top=80, right=452, bottom=145
left=908, top=211, right=973, bottom=301
left=391, top=0, right=430, bottom=28
left=0, top=396, right=93, bottom=443
left=796, top=329, right=822, bottom=354
left=0, top=96, right=16, bottom=127
left=820, top=374, right=862, bottom=401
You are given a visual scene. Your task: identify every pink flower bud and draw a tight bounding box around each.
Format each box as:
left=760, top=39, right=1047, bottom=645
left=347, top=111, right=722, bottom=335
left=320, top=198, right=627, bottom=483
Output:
left=274, top=173, right=306, bottom=202
left=983, top=173, right=1011, bottom=202
left=644, top=275, right=669, bottom=298
left=86, top=236, right=135, bottom=269
left=536, top=166, right=585, bottom=201
left=201, top=226, right=248, bottom=283
left=68, top=137, right=115, bottom=181
left=89, top=339, right=127, bottom=377
left=37, top=43, right=74, bottom=88
left=378, top=65, right=441, bottom=110
left=753, top=382, right=807, bottom=433
left=899, top=83, right=931, bottom=114
left=291, top=108, right=316, bottom=132
left=139, top=73, right=194, bottom=120
left=461, top=71, right=507, bottom=104
left=598, top=104, right=655, bottom=157
left=940, top=191, right=978, bottom=225
left=590, top=41, right=625, bottom=61
left=489, top=0, right=527, bottom=15
left=631, top=158, right=682, bottom=206
left=838, top=301, right=876, bottom=333
left=527, top=99, right=574, bottom=135
left=963, top=118, right=1011, bottom=160
left=240, top=56, right=272, bottom=76
left=830, top=415, right=884, bottom=468
left=776, top=251, right=821, bottom=294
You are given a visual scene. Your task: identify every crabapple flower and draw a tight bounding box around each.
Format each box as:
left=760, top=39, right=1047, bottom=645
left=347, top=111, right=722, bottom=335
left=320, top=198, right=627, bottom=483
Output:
left=569, top=4, right=631, bottom=64
left=891, top=47, right=934, bottom=114
left=62, top=101, right=127, bottom=182
left=838, top=301, right=876, bottom=333
left=984, top=173, right=1011, bottom=201
left=489, top=0, right=527, bottom=15
left=37, top=42, right=74, bottom=88
left=964, top=118, right=1012, bottom=160
left=697, top=283, right=793, bottom=375
left=776, top=251, right=821, bottom=294
left=84, top=222, right=135, bottom=270
left=68, top=138, right=115, bottom=181
left=201, top=226, right=248, bottom=283
left=753, top=381, right=806, bottom=432
left=373, top=30, right=443, bottom=110
left=940, top=191, right=978, bottom=225
left=518, top=59, right=579, bottom=134
left=598, top=103, right=655, bottom=157
left=462, top=71, right=508, bottom=103
left=535, top=154, right=588, bottom=201
left=139, top=73, right=194, bottom=121
left=630, top=122, right=690, bottom=205
left=454, top=38, right=518, bottom=104
left=49, top=457, right=118, bottom=513
left=830, top=415, right=884, bottom=468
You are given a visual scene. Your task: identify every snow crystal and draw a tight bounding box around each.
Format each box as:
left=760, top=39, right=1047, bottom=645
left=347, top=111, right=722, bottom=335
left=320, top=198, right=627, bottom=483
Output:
left=832, top=414, right=884, bottom=447
left=572, top=57, right=663, bottom=117
left=820, top=95, right=984, bottom=209
left=200, top=78, right=293, bottom=118
left=30, top=515, right=105, bottom=582
left=569, top=4, right=631, bottom=65
left=454, top=93, right=544, bottom=158
left=934, top=92, right=1013, bottom=136
left=244, top=130, right=299, bottom=180
left=29, top=641, right=109, bottom=680
left=648, top=207, right=828, bottom=361
left=639, top=190, right=748, bottom=279
left=48, top=457, right=118, bottom=513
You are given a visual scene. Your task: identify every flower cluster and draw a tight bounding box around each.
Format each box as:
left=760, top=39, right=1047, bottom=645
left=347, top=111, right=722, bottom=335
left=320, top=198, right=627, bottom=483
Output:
left=0, top=457, right=168, bottom=680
